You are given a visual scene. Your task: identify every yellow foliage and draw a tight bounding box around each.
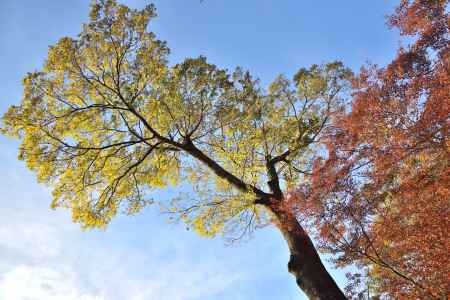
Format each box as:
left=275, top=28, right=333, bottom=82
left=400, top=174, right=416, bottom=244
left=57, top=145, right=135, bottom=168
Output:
left=1, top=0, right=352, bottom=237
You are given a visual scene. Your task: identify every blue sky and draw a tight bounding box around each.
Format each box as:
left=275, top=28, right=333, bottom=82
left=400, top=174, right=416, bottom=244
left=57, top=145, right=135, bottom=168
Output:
left=0, top=1, right=399, bottom=299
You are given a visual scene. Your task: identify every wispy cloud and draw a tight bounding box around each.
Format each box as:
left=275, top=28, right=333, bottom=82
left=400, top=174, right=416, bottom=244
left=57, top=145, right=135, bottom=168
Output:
left=0, top=195, right=246, bottom=300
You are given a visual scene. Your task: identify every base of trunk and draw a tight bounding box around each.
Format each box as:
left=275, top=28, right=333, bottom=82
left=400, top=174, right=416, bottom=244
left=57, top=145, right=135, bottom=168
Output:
left=269, top=203, right=347, bottom=300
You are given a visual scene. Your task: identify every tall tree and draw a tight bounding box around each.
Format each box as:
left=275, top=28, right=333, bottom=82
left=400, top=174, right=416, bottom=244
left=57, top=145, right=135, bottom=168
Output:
left=288, top=0, right=449, bottom=298
left=1, top=1, right=351, bottom=299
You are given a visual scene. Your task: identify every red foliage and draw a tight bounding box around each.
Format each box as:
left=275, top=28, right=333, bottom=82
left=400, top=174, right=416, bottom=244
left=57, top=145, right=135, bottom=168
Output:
left=290, top=1, right=449, bottom=298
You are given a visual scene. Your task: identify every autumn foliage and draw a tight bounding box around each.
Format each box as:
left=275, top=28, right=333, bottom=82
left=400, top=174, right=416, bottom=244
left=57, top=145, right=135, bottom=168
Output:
left=289, top=0, right=449, bottom=298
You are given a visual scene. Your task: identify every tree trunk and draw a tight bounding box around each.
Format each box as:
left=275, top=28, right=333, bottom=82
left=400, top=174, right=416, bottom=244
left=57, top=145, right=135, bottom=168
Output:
left=268, top=203, right=347, bottom=300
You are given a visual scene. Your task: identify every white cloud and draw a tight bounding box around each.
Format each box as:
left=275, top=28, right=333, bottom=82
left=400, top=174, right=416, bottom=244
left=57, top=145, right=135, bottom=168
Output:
left=0, top=151, right=247, bottom=300
left=0, top=204, right=246, bottom=300
left=0, top=211, right=246, bottom=300
left=0, top=265, right=104, bottom=300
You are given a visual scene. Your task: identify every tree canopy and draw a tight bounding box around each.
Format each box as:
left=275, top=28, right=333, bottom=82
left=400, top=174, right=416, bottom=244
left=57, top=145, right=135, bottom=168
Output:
left=1, top=0, right=351, bottom=237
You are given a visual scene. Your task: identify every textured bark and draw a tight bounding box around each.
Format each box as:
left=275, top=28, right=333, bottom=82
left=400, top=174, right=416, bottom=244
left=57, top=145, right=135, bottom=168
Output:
left=269, top=203, right=347, bottom=300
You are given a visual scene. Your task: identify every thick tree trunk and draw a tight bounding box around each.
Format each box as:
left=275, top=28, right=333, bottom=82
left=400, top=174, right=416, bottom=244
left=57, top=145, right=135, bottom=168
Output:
left=269, top=203, right=347, bottom=300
